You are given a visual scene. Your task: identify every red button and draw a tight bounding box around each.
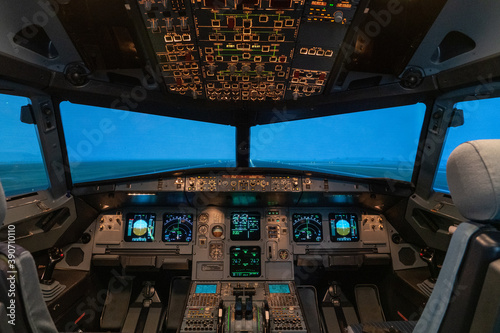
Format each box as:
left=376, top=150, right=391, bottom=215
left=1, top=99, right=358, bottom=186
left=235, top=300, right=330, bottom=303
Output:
left=227, top=17, right=235, bottom=29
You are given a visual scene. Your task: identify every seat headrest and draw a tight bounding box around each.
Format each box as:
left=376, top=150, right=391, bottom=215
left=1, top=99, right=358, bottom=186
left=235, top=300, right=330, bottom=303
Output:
left=447, top=140, right=500, bottom=222
left=0, top=182, right=6, bottom=226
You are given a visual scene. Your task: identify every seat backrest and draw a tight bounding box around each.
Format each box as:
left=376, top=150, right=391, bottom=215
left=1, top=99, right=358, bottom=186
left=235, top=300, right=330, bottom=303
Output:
left=0, top=182, right=58, bottom=333
left=413, top=140, right=500, bottom=333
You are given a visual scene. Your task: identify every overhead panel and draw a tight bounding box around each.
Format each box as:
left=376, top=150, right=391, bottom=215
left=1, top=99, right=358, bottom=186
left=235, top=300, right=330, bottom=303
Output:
left=136, top=0, right=359, bottom=101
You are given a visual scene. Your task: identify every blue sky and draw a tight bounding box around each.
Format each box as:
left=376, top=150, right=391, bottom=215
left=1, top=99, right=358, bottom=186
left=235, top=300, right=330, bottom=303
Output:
left=251, top=103, right=426, bottom=162
left=60, top=101, right=236, bottom=162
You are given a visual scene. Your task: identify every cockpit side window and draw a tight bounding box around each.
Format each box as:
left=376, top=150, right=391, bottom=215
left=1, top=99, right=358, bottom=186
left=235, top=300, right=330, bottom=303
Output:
left=59, top=101, right=236, bottom=184
left=0, top=94, right=49, bottom=196
left=433, top=96, right=500, bottom=193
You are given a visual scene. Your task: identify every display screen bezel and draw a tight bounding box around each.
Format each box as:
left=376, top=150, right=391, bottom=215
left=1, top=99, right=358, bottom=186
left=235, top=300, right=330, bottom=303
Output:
left=229, top=246, right=261, bottom=277
left=230, top=212, right=261, bottom=241
left=195, top=284, right=218, bottom=294
left=124, top=213, right=156, bottom=242
left=162, top=213, right=194, bottom=243
left=268, top=284, right=291, bottom=293
left=329, top=213, right=360, bottom=242
left=292, top=213, right=323, bottom=243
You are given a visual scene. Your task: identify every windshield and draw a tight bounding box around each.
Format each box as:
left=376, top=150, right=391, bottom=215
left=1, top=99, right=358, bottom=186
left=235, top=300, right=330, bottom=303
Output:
left=60, top=102, right=236, bottom=183
left=250, top=103, right=426, bottom=182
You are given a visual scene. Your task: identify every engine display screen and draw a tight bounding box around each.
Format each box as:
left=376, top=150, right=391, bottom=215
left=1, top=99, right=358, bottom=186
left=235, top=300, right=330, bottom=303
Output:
left=230, top=212, right=261, bottom=241
left=195, top=284, right=217, bottom=294
left=230, top=246, right=261, bottom=277
left=162, top=213, right=193, bottom=242
left=269, top=284, right=291, bottom=293
left=124, top=213, right=156, bottom=242
left=329, top=213, right=359, bottom=242
left=292, top=213, right=323, bottom=242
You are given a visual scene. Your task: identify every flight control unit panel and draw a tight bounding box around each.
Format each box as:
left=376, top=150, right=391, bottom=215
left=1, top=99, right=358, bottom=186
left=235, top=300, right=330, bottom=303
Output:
left=136, top=0, right=359, bottom=101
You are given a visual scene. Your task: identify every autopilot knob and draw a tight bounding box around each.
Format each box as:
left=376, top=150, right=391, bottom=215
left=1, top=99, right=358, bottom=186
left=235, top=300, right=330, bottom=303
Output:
left=334, top=11, right=344, bottom=23
left=40, top=247, right=64, bottom=284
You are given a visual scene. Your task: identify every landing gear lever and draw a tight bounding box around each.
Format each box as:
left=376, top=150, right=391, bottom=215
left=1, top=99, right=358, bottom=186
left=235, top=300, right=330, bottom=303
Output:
left=40, top=247, right=64, bottom=284
left=420, top=247, right=439, bottom=282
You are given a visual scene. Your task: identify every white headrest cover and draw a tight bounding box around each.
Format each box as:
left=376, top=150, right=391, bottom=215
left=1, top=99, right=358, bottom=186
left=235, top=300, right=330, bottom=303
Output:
left=447, top=140, right=500, bottom=222
left=0, top=182, right=6, bottom=226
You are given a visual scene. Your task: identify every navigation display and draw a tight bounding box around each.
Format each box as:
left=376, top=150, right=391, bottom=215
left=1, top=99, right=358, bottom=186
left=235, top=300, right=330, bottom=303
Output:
left=329, top=213, right=359, bottom=242
left=230, top=246, right=261, bottom=277
left=162, top=213, right=193, bottom=242
left=195, top=284, right=217, bottom=294
left=230, top=212, right=261, bottom=241
left=124, top=213, right=156, bottom=242
left=269, top=284, right=291, bottom=293
left=292, top=213, right=323, bottom=242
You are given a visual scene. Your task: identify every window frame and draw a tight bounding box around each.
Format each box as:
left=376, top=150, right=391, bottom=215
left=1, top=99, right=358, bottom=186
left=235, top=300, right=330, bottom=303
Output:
left=414, top=82, right=500, bottom=199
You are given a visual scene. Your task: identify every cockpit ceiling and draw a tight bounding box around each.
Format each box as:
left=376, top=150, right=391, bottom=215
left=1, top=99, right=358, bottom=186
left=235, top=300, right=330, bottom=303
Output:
left=0, top=0, right=499, bottom=106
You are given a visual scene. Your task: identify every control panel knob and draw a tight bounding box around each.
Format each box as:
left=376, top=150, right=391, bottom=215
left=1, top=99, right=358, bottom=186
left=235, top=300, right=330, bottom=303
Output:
left=334, top=11, right=344, bottom=23
left=165, top=18, right=173, bottom=31
left=256, top=64, right=264, bottom=76
left=242, top=64, right=250, bottom=75
left=145, top=0, right=152, bottom=11
left=292, top=91, right=299, bottom=100
left=228, top=63, right=237, bottom=75
left=208, top=64, right=216, bottom=75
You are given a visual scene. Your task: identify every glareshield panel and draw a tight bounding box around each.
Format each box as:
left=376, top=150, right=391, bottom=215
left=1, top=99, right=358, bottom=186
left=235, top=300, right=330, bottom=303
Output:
left=60, top=102, right=236, bottom=183
left=0, top=94, right=49, bottom=196
left=251, top=103, right=426, bottom=182
left=433, top=97, right=500, bottom=193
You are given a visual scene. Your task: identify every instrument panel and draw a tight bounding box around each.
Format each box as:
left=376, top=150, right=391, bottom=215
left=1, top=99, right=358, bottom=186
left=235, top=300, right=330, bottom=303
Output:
left=91, top=205, right=390, bottom=278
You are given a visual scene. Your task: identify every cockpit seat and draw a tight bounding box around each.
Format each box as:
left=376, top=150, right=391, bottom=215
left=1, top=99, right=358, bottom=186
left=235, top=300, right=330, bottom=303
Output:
left=0, top=181, right=58, bottom=333
left=348, top=139, right=500, bottom=333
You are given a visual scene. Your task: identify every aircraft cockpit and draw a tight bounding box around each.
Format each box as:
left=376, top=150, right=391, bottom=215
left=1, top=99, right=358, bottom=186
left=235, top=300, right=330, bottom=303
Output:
left=1, top=0, right=500, bottom=332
